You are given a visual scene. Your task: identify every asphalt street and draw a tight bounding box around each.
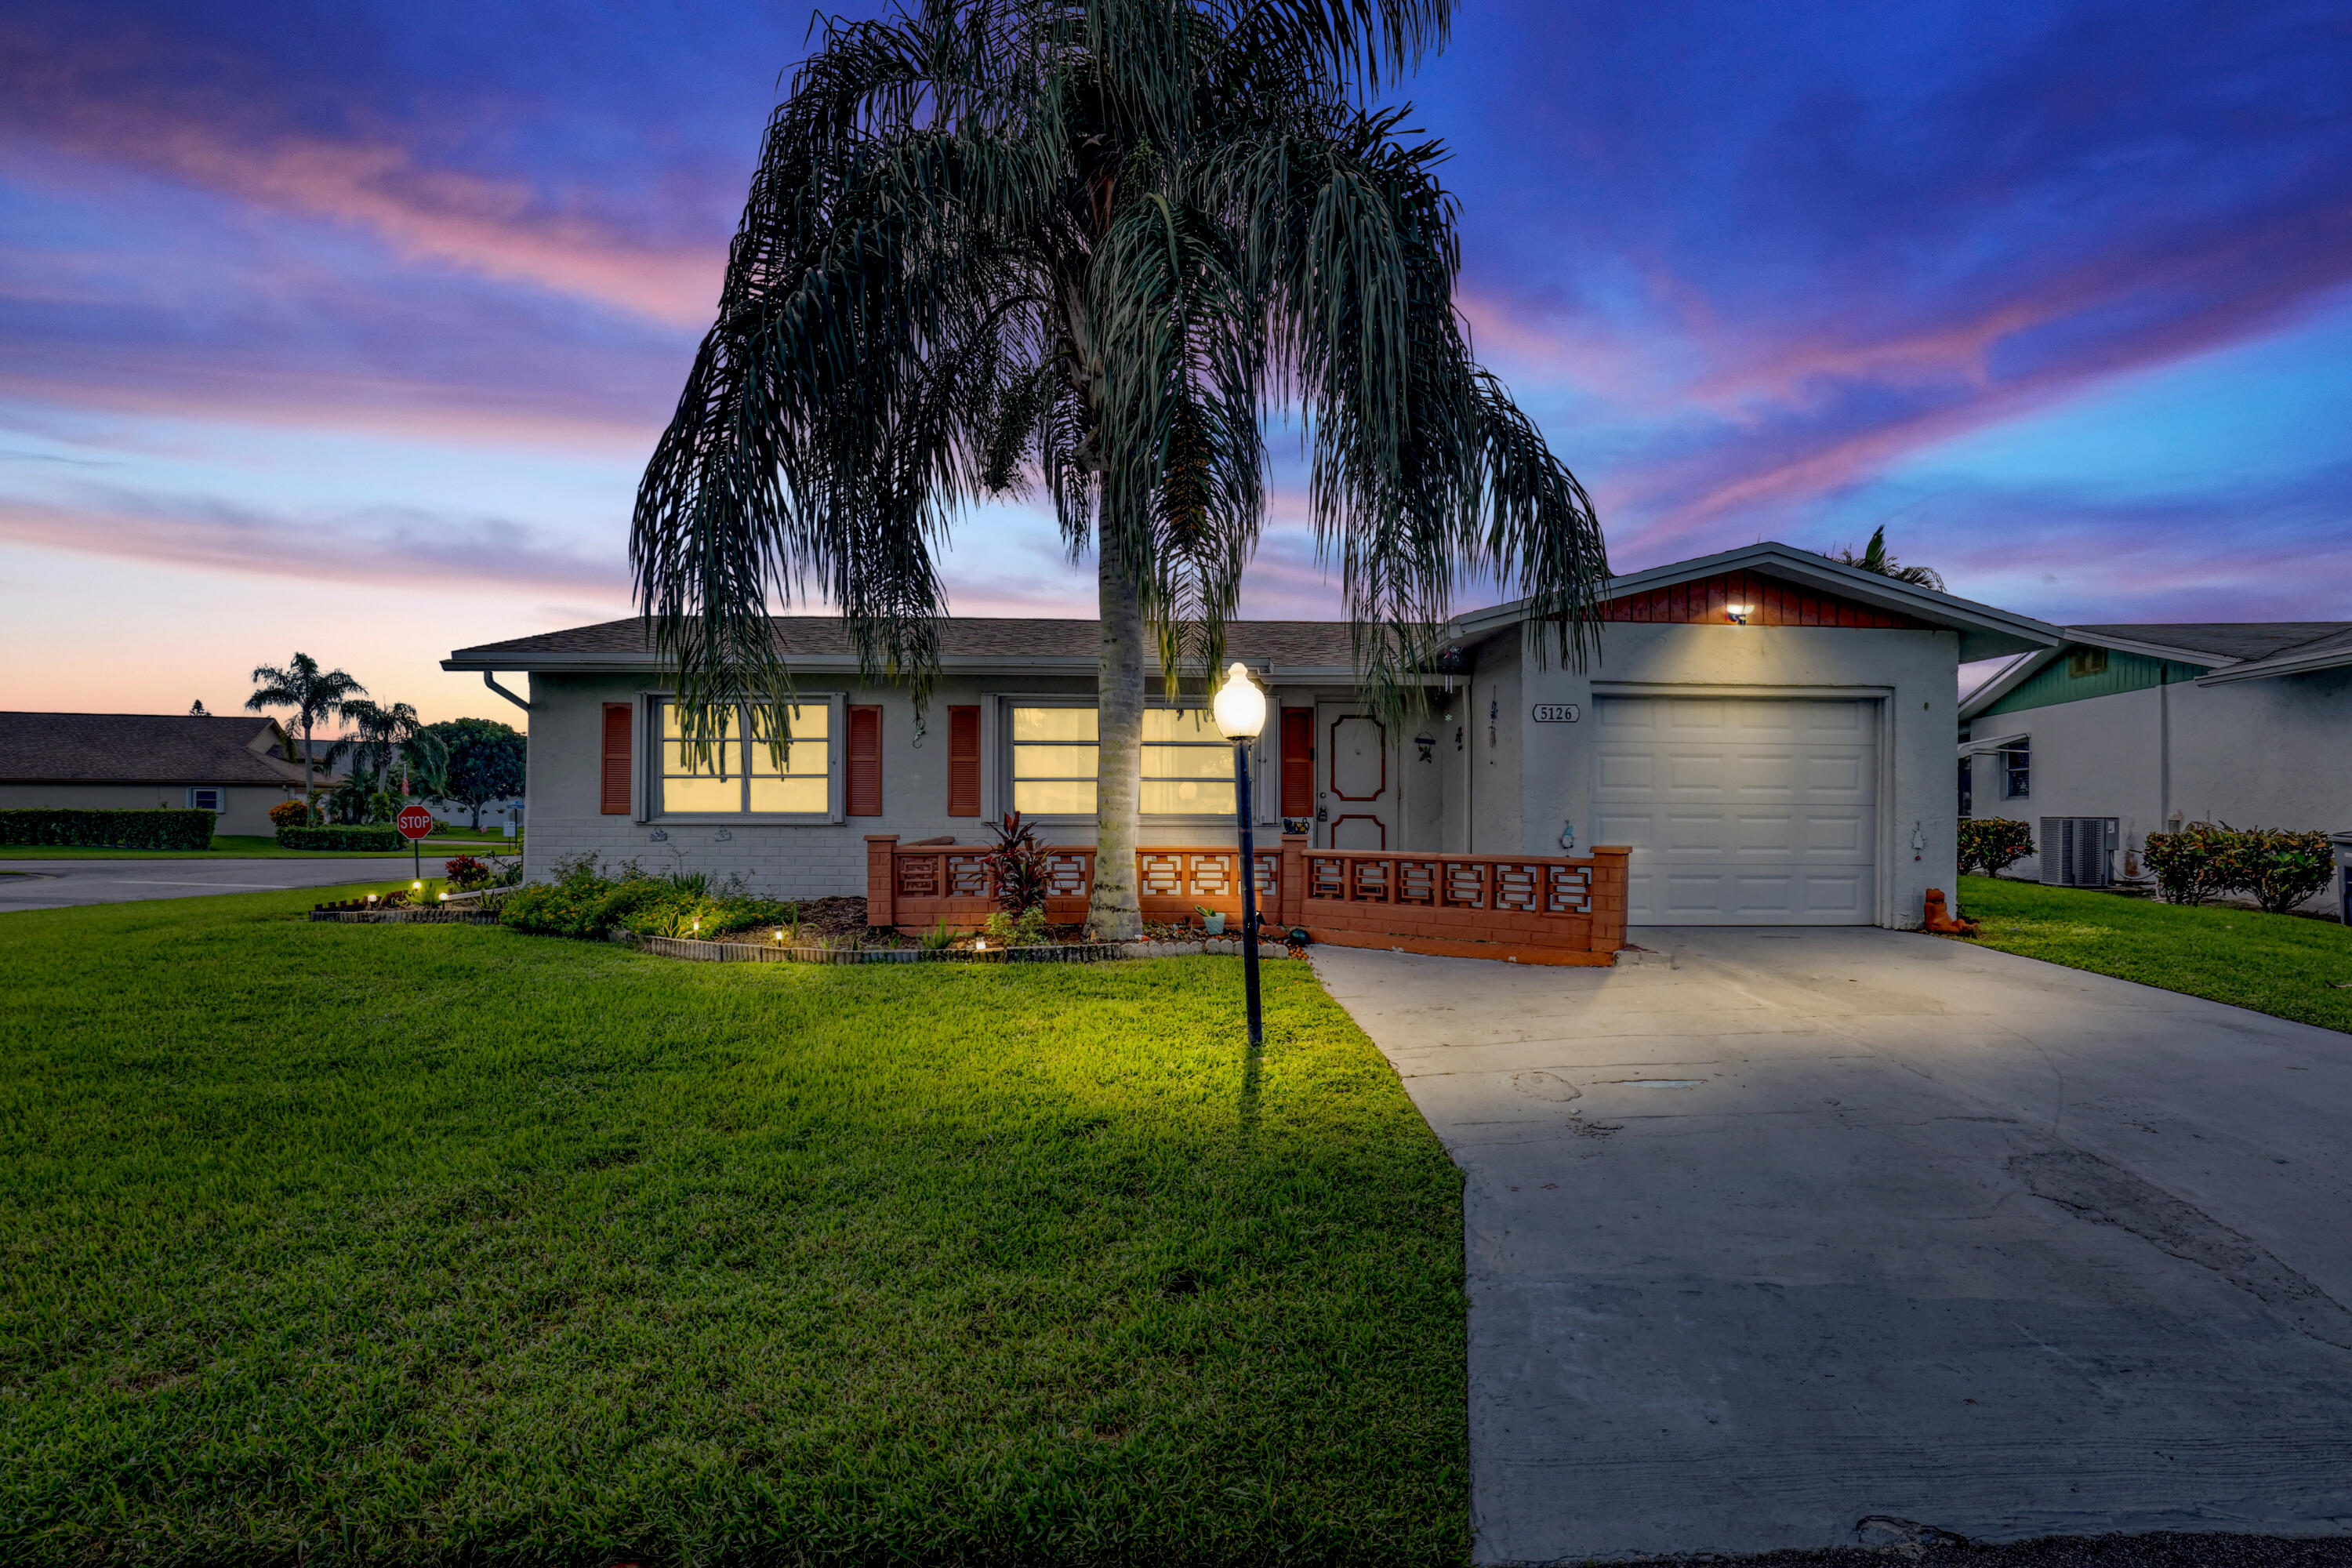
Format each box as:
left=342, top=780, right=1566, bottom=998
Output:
left=0, top=856, right=460, bottom=911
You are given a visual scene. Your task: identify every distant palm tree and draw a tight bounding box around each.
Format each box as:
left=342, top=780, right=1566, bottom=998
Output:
left=633, top=0, right=1610, bottom=939
left=1832, top=525, right=1944, bottom=591
left=245, top=654, right=365, bottom=810
left=340, top=699, right=448, bottom=812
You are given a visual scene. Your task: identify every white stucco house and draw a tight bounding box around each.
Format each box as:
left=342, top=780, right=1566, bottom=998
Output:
left=444, top=543, right=2056, bottom=933
left=1958, top=621, right=2352, bottom=889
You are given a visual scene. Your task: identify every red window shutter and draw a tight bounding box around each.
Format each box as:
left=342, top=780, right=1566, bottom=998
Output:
left=1279, top=708, right=1313, bottom=818
left=601, top=703, right=633, bottom=816
left=946, top=705, right=981, bottom=816
left=847, top=705, right=883, bottom=817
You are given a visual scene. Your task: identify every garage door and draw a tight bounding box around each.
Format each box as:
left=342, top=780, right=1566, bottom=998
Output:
left=1592, top=695, right=1878, bottom=925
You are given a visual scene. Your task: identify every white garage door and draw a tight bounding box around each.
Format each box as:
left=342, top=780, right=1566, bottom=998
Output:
left=1592, top=695, right=1878, bottom=925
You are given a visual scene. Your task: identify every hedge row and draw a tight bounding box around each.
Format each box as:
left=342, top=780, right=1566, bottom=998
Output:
left=0, top=808, right=216, bottom=850
left=275, top=825, right=405, bottom=852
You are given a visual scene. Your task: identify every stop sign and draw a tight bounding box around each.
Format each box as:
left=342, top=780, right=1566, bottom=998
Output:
left=396, top=804, right=435, bottom=840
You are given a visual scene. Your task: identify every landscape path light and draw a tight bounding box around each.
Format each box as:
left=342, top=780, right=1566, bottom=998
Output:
left=1211, top=662, right=1268, bottom=1048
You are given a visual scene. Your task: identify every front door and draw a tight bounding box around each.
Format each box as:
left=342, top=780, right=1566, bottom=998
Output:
left=1315, top=702, right=1396, bottom=850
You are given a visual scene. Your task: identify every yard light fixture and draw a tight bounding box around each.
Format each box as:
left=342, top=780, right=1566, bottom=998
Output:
left=1211, top=662, right=1268, bottom=1049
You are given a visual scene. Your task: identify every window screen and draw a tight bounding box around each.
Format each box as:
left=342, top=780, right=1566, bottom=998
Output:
left=659, top=700, right=830, bottom=815
left=2002, top=740, right=2030, bottom=800
left=1008, top=705, right=1234, bottom=817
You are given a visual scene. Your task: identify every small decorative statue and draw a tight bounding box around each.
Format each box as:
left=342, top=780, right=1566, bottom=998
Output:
left=1920, top=888, right=1978, bottom=936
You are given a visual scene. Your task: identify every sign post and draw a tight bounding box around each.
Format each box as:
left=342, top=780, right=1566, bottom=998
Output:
left=397, top=804, right=434, bottom=883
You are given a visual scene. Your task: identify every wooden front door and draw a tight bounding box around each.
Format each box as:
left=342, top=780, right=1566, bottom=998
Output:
left=1315, top=701, right=1396, bottom=850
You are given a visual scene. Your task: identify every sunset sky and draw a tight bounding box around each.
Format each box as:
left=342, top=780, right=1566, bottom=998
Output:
left=3, top=0, right=2347, bottom=724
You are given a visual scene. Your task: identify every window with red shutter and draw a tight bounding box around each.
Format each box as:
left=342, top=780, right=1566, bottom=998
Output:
left=847, top=705, right=882, bottom=816
left=1279, top=708, right=1313, bottom=818
left=946, top=705, right=981, bottom=816
left=601, top=702, right=633, bottom=815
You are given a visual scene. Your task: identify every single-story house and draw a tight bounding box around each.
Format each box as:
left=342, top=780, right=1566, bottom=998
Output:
left=1959, top=622, right=2352, bottom=888
left=445, top=543, right=2056, bottom=932
left=0, top=711, right=307, bottom=835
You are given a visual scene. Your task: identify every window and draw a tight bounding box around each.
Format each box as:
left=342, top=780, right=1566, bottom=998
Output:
left=656, top=699, right=833, bottom=817
left=1958, top=757, right=1973, bottom=818
left=1008, top=704, right=1236, bottom=818
left=2067, top=645, right=2109, bottom=678
left=2001, top=739, right=2030, bottom=800
left=189, top=787, right=222, bottom=813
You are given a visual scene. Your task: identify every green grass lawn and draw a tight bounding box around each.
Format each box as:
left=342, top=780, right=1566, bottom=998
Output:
left=1957, top=874, right=2352, bottom=1033
left=0, top=833, right=519, bottom=860
left=0, top=886, right=1467, bottom=1565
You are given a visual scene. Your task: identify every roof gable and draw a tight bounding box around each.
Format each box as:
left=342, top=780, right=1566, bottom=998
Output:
left=1597, top=568, right=1932, bottom=630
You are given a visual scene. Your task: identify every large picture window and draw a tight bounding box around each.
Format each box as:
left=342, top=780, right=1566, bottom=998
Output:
left=1008, top=704, right=1234, bottom=818
left=657, top=699, right=833, bottom=817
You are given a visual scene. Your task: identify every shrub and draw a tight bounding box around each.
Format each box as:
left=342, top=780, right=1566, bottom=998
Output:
left=1957, top=818, right=2034, bottom=877
left=982, top=906, right=1049, bottom=947
left=498, top=858, right=795, bottom=941
left=275, top=825, right=405, bottom=851
left=983, top=811, right=1051, bottom=912
left=2143, top=822, right=2237, bottom=906
left=0, top=808, right=214, bottom=851
left=267, top=799, right=312, bottom=830
left=443, top=855, right=492, bottom=891
left=2222, top=826, right=2334, bottom=915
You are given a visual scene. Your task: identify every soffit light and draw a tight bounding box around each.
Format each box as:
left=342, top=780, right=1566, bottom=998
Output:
left=1212, top=662, right=1267, bottom=740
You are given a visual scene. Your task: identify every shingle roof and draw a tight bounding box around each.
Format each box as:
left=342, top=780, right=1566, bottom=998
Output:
left=2073, top=622, right=2352, bottom=662
left=449, top=616, right=1368, bottom=668
left=0, top=712, right=307, bottom=786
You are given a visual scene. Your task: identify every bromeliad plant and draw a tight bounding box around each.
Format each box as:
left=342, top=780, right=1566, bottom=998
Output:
left=631, top=0, right=1610, bottom=942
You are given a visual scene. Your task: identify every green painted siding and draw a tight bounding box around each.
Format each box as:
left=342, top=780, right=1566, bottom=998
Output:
left=1982, top=647, right=2211, bottom=717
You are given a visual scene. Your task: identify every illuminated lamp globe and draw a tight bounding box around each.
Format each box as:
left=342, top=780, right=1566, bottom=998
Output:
left=1211, top=662, right=1266, bottom=741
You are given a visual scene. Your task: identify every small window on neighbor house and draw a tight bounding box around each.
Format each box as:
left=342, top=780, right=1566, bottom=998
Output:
left=190, top=787, right=222, bottom=813
left=1958, top=757, right=1973, bottom=818
left=2067, top=645, right=2108, bottom=678
left=2002, top=740, right=2030, bottom=800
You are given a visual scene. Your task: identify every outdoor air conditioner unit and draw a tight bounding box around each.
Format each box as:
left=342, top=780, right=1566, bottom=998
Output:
left=2040, top=816, right=2118, bottom=888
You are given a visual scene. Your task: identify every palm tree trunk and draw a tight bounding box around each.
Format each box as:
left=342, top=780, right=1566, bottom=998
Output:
left=1088, top=525, right=1145, bottom=941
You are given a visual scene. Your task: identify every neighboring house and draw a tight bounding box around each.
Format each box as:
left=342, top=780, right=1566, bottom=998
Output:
left=1959, top=622, right=2352, bottom=885
left=0, top=711, right=307, bottom=835
left=445, top=543, right=2055, bottom=930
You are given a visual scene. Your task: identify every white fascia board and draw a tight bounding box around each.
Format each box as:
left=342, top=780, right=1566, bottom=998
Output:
left=1957, top=648, right=2058, bottom=717
left=441, top=652, right=1384, bottom=684
left=2192, top=647, right=2352, bottom=686
left=2060, top=627, right=2233, bottom=666
left=1446, top=541, right=2062, bottom=660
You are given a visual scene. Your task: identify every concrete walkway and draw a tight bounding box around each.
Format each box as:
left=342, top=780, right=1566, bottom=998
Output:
left=1312, top=928, right=2352, bottom=1563
left=0, top=856, right=460, bottom=911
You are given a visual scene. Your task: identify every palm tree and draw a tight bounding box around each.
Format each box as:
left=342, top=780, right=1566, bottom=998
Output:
left=633, top=0, right=1609, bottom=938
left=1833, top=524, right=1944, bottom=591
left=245, top=653, right=365, bottom=811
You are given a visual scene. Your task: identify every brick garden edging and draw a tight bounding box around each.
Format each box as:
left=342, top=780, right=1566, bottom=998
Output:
left=614, top=931, right=1298, bottom=965
left=307, top=907, right=503, bottom=925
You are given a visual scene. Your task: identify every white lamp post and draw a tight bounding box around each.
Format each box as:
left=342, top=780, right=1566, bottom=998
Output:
left=1212, top=662, right=1269, bottom=1047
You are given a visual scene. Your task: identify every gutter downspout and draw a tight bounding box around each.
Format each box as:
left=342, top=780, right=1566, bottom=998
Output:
left=482, top=671, right=530, bottom=714
left=2158, top=666, right=2172, bottom=833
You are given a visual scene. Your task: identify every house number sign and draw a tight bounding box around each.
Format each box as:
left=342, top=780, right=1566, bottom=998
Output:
left=1530, top=703, right=1581, bottom=723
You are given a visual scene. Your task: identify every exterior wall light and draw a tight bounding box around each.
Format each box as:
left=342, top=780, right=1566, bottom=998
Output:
left=1726, top=604, right=1753, bottom=625
left=1212, top=662, right=1269, bottom=1048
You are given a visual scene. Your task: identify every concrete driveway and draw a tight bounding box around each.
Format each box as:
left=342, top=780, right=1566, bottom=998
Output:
left=0, top=857, right=459, bottom=912
left=1312, top=928, right=2352, bottom=1563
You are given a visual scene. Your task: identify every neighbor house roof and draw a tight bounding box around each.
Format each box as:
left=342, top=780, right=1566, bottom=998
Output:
left=0, top=712, right=307, bottom=786
left=1446, top=541, right=2061, bottom=662
left=446, top=617, right=1372, bottom=677
left=1959, top=619, right=2352, bottom=713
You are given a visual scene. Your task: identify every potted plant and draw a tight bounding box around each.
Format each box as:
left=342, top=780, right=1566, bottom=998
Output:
left=1196, top=904, right=1226, bottom=935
